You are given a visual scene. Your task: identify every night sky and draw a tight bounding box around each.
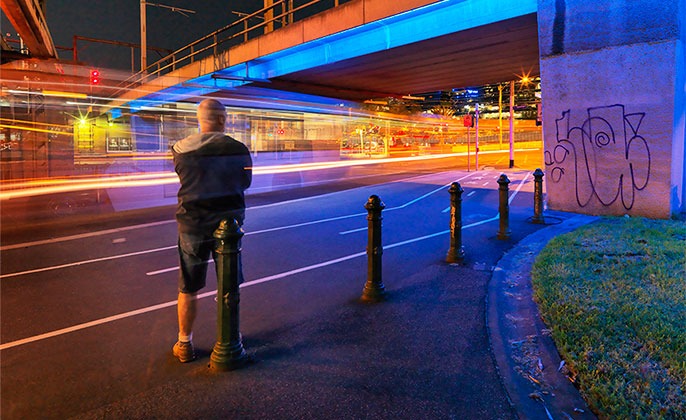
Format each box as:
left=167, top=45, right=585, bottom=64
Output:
left=4, top=1, right=259, bottom=71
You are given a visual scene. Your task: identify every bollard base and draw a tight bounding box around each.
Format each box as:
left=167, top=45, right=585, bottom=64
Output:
left=209, top=339, right=247, bottom=372
left=446, top=248, right=465, bottom=264
left=497, top=232, right=511, bottom=240
left=529, top=216, right=546, bottom=225
left=361, top=286, right=387, bottom=303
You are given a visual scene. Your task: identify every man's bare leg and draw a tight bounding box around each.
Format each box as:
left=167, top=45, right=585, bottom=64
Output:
left=178, top=291, right=197, bottom=339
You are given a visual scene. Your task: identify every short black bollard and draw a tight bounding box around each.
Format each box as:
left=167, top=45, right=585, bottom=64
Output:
left=361, top=195, right=386, bottom=302
left=209, top=218, right=247, bottom=371
left=446, top=182, right=465, bottom=263
left=531, top=168, right=545, bottom=224
left=497, top=174, right=511, bottom=240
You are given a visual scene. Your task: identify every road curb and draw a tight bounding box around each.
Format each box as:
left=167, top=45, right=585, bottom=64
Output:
left=487, top=214, right=599, bottom=420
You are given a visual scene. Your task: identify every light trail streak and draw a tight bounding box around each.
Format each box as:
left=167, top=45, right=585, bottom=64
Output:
left=0, top=149, right=537, bottom=200
left=1, top=171, right=176, bottom=189
left=0, top=118, right=73, bottom=129
left=0, top=124, right=71, bottom=135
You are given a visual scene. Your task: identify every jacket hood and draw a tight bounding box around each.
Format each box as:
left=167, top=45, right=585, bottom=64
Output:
left=173, top=132, right=227, bottom=154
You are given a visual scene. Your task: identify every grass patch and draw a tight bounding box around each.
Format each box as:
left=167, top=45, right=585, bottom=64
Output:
left=531, top=217, right=686, bottom=419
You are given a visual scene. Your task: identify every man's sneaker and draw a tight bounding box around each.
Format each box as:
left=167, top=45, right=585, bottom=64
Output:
left=172, top=341, right=195, bottom=363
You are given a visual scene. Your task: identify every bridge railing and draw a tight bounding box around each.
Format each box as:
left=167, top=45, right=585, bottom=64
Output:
left=115, top=0, right=346, bottom=95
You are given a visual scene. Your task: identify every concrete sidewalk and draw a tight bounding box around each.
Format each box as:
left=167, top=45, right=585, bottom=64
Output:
left=72, top=212, right=592, bottom=420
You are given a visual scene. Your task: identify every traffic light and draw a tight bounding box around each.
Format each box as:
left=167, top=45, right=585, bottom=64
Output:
left=90, top=69, right=100, bottom=85
left=463, top=114, right=474, bottom=128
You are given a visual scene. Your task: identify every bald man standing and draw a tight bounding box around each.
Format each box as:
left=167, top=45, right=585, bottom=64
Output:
left=171, top=98, right=252, bottom=363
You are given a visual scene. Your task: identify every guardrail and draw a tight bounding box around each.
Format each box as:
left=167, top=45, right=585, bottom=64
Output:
left=115, top=0, right=344, bottom=96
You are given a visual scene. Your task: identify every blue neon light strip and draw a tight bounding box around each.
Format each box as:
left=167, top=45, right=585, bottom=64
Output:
left=122, top=0, right=536, bottom=111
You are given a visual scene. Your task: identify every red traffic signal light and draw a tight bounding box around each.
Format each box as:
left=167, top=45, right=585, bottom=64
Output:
left=463, top=114, right=474, bottom=127
left=90, top=69, right=100, bottom=85
left=277, top=129, right=285, bottom=135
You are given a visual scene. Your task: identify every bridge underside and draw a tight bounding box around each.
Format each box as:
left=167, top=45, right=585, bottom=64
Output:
left=256, top=13, right=539, bottom=101
left=116, top=1, right=540, bottom=111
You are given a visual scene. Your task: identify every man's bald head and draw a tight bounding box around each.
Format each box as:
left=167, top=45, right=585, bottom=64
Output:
left=197, top=99, right=227, bottom=133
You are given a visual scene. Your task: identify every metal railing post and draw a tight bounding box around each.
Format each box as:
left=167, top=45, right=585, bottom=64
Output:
left=446, top=182, right=465, bottom=263
left=209, top=218, right=247, bottom=371
left=531, top=168, right=545, bottom=224
left=362, top=195, right=386, bottom=302
left=497, top=174, right=511, bottom=240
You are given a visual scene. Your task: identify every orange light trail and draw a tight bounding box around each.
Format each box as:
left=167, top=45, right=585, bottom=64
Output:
left=0, top=118, right=73, bottom=129
left=0, top=124, right=71, bottom=135
left=0, top=148, right=540, bottom=200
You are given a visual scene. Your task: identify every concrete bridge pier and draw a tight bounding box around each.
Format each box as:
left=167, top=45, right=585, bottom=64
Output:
left=537, top=0, right=685, bottom=218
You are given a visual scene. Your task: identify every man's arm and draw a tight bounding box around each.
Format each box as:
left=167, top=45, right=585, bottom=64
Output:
left=241, top=145, right=253, bottom=191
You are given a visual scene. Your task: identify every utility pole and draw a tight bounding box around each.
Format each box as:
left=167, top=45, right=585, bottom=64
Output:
left=140, top=2, right=195, bottom=73
left=475, top=103, right=479, bottom=171
left=509, top=80, right=514, bottom=168
left=498, top=84, right=504, bottom=149
left=140, top=0, right=146, bottom=71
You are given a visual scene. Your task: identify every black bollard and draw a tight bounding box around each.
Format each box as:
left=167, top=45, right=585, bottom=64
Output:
left=446, top=182, right=465, bottom=263
left=497, top=174, right=511, bottom=240
left=209, top=218, right=247, bottom=371
left=361, top=195, right=386, bottom=302
left=531, top=168, right=545, bottom=224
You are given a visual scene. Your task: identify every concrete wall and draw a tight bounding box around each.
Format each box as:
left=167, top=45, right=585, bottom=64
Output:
left=538, top=0, right=686, bottom=218
left=675, top=0, right=686, bottom=214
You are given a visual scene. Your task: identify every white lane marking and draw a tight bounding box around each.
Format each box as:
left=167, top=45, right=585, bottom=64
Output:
left=467, top=191, right=476, bottom=197
left=339, top=227, right=367, bottom=235
left=147, top=213, right=503, bottom=278
left=0, top=170, right=472, bottom=251
left=495, top=157, right=505, bottom=165
left=0, top=220, right=175, bottom=251
left=146, top=260, right=212, bottom=276
left=2, top=172, right=528, bottom=279
left=250, top=212, right=366, bottom=235
left=441, top=207, right=450, bottom=213
left=248, top=170, right=465, bottom=210
left=332, top=172, right=476, bottom=235
left=0, top=214, right=504, bottom=351
left=509, top=171, right=532, bottom=205
left=482, top=182, right=489, bottom=186
left=0, top=245, right=177, bottom=279
left=112, top=238, right=126, bottom=244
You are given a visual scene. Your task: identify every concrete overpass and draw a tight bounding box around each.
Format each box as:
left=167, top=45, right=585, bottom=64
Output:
left=114, top=0, right=540, bottom=108
left=110, top=0, right=684, bottom=219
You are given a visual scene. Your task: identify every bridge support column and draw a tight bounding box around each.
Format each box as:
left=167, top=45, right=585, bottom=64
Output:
left=537, top=0, right=685, bottom=218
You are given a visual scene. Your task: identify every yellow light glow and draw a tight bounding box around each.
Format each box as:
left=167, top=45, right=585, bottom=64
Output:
left=42, top=90, right=88, bottom=99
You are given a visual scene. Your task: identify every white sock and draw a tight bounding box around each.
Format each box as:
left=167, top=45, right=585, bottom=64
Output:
left=178, top=332, right=192, bottom=343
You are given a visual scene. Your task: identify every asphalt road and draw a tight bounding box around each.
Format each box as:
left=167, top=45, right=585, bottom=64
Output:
left=1, top=150, right=545, bottom=419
